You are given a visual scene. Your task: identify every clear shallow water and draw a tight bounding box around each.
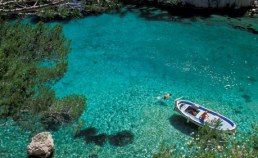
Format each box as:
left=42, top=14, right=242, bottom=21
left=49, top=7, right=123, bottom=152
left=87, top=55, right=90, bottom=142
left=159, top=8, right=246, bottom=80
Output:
left=1, top=7, right=258, bottom=158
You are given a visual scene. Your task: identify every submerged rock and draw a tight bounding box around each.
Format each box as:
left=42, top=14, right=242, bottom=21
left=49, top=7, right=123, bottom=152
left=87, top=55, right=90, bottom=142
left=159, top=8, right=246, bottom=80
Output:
left=27, top=132, right=54, bottom=158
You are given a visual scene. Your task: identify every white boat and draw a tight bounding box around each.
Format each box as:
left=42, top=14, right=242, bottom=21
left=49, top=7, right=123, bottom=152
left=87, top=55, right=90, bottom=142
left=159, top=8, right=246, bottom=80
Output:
left=174, top=100, right=237, bottom=131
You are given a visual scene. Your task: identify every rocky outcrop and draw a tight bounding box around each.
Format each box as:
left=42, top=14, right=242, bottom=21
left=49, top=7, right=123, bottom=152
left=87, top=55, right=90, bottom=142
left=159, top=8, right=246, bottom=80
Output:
left=124, top=0, right=253, bottom=9
left=181, top=0, right=253, bottom=9
left=27, top=132, right=54, bottom=158
left=251, top=0, right=258, bottom=14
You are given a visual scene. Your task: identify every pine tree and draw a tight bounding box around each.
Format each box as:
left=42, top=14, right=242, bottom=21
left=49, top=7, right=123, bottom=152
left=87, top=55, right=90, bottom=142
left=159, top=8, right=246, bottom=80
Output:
left=0, top=20, right=86, bottom=131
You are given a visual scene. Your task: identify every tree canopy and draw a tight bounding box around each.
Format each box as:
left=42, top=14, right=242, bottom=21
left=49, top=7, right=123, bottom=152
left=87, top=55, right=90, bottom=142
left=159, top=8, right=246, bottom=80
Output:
left=0, top=20, right=86, bottom=131
left=0, top=0, right=122, bottom=19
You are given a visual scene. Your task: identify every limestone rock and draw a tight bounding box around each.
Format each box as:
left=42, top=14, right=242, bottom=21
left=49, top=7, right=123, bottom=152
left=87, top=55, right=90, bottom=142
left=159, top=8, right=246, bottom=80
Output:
left=180, top=0, right=253, bottom=9
left=27, top=132, right=54, bottom=158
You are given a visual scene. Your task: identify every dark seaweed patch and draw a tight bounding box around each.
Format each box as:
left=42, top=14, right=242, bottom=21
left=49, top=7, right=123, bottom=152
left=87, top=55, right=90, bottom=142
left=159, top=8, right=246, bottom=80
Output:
left=247, top=27, right=258, bottom=34
left=155, top=100, right=168, bottom=106
left=40, top=114, right=72, bottom=131
left=233, top=109, right=242, bottom=114
left=88, top=154, right=98, bottom=158
left=241, top=94, right=252, bottom=103
left=239, top=88, right=245, bottom=92
left=231, top=25, right=258, bottom=35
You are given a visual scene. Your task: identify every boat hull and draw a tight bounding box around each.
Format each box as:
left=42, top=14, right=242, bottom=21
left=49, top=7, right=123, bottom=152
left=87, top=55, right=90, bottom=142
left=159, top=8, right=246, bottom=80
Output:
left=174, top=100, right=237, bottom=131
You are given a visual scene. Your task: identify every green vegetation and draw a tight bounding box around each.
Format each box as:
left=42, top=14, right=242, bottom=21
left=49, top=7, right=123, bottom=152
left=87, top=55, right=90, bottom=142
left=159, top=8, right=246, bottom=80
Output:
left=43, top=0, right=122, bottom=19
left=0, top=0, right=122, bottom=20
left=153, top=122, right=258, bottom=158
left=0, top=20, right=86, bottom=131
left=153, top=143, right=174, bottom=158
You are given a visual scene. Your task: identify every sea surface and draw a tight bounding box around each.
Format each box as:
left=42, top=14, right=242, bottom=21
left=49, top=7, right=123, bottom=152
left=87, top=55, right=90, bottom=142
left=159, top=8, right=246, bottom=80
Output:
left=1, top=6, right=258, bottom=158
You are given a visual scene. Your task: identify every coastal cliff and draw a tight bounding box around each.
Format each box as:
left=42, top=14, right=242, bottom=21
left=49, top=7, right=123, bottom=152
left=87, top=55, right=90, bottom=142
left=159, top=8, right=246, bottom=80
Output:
left=180, top=0, right=253, bottom=9
left=0, top=0, right=255, bottom=18
left=125, top=0, right=253, bottom=9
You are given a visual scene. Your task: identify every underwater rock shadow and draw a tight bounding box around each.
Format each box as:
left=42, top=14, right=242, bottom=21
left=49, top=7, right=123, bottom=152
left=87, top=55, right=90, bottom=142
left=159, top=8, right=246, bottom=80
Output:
left=74, top=127, right=97, bottom=138
left=75, top=127, right=107, bottom=146
left=28, top=151, right=54, bottom=158
left=108, top=130, right=134, bottom=147
left=86, top=134, right=108, bottom=147
left=74, top=128, right=134, bottom=147
left=169, top=114, right=198, bottom=136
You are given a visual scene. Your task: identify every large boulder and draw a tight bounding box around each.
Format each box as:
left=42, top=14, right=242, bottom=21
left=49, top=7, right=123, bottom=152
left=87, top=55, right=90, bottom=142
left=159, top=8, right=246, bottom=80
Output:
left=180, top=0, right=253, bottom=9
left=27, top=132, right=54, bottom=158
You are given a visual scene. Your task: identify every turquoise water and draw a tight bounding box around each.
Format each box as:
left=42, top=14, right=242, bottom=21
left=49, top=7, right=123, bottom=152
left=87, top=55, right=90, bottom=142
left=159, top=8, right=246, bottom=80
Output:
left=1, top=7, right=258, bottom=158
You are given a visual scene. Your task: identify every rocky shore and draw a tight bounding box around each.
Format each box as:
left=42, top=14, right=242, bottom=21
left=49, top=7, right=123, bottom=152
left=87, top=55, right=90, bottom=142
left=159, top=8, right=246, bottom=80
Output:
left=250, top=0, right=258, bottom=16
left=123, top=0, right=255, bottom=15
left=0, top=0, right=257, bottom=19
left=123, top=0, right=253, bottom=8
left=180, top=0, right=252, bottom=9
